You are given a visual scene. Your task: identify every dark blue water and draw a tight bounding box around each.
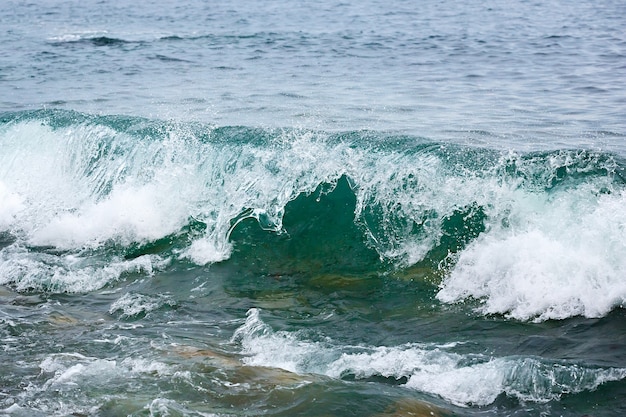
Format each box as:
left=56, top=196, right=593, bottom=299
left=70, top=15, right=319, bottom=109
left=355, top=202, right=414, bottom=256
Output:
left=2, top=0, right=625, bottom=147
left=1, top=1, right=625, bottom=416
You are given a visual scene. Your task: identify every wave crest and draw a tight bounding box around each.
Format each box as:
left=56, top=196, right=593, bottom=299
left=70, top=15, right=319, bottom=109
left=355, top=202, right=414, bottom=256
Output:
left=1, top=110, right=625, bottom=320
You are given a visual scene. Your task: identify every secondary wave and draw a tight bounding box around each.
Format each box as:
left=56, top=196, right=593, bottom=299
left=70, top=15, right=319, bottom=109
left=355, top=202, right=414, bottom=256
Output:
left=232, top=309, right=626, bottom=407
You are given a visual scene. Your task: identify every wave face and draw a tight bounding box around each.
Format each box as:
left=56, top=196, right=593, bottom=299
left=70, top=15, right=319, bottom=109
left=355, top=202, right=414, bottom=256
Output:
left=1, top=109, right=626, bottom=322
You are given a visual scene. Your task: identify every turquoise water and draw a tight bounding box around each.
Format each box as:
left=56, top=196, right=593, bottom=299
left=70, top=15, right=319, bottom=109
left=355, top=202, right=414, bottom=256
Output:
left=1, top=1, right=625, bottom=416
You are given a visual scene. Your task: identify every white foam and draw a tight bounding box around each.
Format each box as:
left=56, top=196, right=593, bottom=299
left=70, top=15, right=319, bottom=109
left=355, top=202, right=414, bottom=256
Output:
left=438, top=188, right=626, bottom=321
left=233, top=309, right=331, bottom=374
left=28, top=183, right=188, bottom=250
left=0, top=122, right=101, bottom=233
left=0, top=182, right=24, bottom=231
left=232, top=309, right=626, bottom=407
left=182, top=237, right=232, bottom=266
left=0, top=120, right=202, bottom=289
left=0, top=121, right=198, bottom=250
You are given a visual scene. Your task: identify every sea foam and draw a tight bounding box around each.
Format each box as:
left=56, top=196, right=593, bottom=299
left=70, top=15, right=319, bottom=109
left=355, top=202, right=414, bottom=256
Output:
left=437, top=185, right=626, bottom=322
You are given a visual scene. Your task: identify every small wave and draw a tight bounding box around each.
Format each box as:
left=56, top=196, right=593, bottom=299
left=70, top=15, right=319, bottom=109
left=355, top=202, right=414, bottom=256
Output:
left=49, top=34, right=132, bottom=47
left=0, top=244, right=167, bottom=293
left=83, top=36, right=130, bottom=46
left=148, top=54, right=192, bottom=63
left=109, top=292, right=176, bottom=319
left=24, top=353, right=173, bottom=415
left=232, top=309, right=626, bottom=407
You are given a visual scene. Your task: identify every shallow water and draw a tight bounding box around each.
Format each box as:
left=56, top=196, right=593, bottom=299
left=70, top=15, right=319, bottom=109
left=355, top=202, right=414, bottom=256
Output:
left=1, top=1, right=625, bottom=416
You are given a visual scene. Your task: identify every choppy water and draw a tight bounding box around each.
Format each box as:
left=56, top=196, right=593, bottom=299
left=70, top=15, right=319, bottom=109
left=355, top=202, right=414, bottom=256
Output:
left=1, top=1, right=625, bottom=416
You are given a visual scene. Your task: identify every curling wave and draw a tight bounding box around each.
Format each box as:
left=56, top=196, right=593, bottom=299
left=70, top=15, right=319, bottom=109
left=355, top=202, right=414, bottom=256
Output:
left=1, top=110, right=625, bottom=321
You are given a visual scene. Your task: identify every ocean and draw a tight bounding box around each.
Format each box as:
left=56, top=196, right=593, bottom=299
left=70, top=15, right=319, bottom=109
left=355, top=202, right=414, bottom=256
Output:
left=1, top=1, right=625, bottom=416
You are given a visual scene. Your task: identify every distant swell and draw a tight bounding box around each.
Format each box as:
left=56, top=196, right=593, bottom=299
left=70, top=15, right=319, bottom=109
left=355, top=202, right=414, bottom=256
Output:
left=1, top=109, right=625, bottom=321
left=83, top=36, right=130, bottom=46
left=49, top=35, right=133, bottom=47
